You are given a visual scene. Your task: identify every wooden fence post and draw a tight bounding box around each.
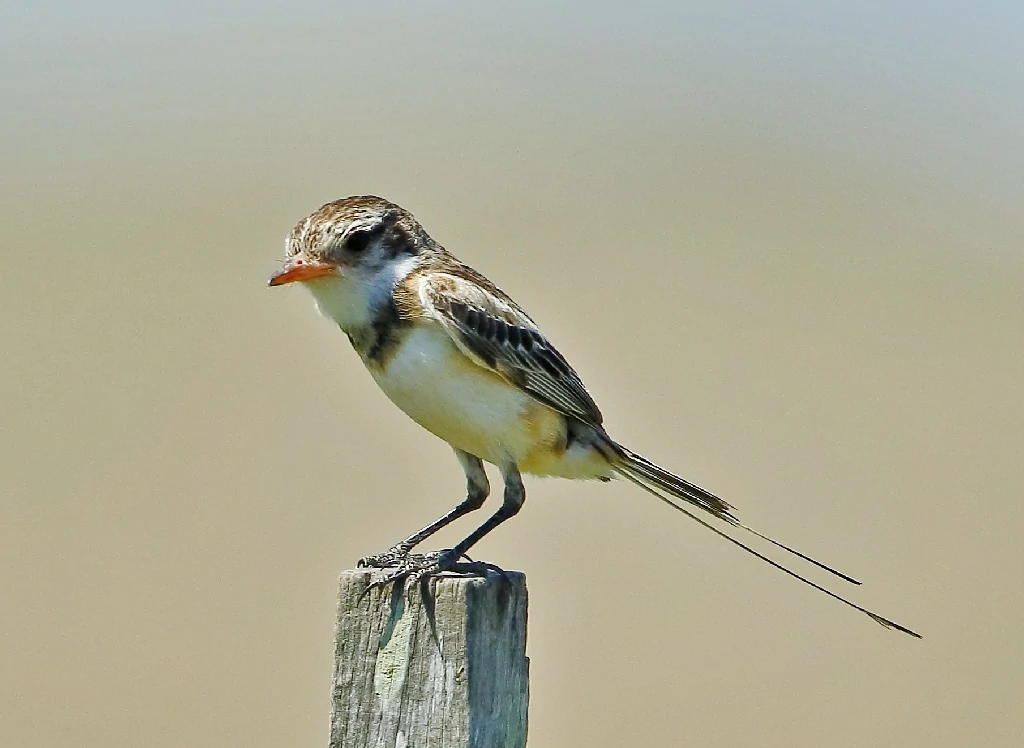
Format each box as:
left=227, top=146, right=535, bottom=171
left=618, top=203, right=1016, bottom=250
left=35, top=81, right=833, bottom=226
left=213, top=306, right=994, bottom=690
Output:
left=330, top=568, right=529, bottom=748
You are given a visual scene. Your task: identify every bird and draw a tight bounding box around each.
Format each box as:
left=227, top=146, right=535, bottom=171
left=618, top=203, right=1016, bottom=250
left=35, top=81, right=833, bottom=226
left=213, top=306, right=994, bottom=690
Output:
left=269, top=195, right=920, bottom=638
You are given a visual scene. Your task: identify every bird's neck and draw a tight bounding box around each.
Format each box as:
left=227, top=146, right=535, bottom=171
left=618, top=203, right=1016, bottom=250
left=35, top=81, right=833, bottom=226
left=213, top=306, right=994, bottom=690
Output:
left=306, top=255, right=419, bottom=364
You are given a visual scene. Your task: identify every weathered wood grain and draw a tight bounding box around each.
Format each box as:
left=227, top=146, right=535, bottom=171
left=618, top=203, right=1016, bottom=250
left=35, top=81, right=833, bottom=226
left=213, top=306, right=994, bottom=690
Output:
left=330, top=568, right=529, bottom=748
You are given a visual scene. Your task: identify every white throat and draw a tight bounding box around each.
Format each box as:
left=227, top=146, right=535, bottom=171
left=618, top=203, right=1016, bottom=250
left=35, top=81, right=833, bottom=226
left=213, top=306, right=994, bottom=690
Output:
left=304, top=254, right=418, bottom=332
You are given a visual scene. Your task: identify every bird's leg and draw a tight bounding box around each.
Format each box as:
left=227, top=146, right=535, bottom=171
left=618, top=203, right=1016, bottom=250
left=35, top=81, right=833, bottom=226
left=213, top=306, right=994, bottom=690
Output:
left=366, top=463, right=525, bottom=590
left=357, top=450, right=489, bottom=568
left=446, top=463, right=524, bottom=563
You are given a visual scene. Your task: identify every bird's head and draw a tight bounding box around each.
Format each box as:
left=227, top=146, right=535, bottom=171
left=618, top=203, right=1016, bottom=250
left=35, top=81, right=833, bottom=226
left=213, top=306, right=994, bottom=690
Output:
left=269, top=196, right=431, bottom=327
left=269, top=195, right=429, bottom=287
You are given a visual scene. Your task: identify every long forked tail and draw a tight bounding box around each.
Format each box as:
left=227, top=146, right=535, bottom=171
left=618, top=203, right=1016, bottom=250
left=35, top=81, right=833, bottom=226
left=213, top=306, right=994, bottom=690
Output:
left=609, top=442, right=921, bottom=638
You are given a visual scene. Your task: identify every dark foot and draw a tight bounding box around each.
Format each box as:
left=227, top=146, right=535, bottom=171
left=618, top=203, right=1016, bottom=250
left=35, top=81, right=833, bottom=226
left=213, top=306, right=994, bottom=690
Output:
left=357, top=542, right=415, bottom=569
left=362, top=550, right=501, bottom=596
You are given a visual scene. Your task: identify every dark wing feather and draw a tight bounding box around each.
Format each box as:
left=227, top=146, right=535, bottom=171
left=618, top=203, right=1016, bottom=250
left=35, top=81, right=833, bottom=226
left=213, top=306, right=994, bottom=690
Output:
left=421, top=272, right=604, bottom=426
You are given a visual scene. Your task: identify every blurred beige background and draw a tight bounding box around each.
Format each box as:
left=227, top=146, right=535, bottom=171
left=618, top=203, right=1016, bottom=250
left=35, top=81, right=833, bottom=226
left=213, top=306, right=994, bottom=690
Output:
left=3, top=3, right=1022, bottom=747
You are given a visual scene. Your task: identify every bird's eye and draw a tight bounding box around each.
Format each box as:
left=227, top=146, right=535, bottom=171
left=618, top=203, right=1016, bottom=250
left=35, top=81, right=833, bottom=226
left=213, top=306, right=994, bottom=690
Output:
left=345, top=227, right=378, bottom=254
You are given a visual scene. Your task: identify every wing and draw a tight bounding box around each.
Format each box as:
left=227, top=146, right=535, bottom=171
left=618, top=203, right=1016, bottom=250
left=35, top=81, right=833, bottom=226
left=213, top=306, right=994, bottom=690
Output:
left=416, top=271, right=604, bottom=426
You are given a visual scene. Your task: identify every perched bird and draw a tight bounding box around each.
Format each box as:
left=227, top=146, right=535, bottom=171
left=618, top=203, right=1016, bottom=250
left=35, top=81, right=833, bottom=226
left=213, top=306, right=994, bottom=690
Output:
left=269, top=195, right=919, bottom=637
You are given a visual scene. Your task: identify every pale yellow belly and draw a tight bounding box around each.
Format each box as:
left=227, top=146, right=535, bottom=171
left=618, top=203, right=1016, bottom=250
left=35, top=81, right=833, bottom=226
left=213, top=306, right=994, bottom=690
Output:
left=367, top=324, right=607, bottom=479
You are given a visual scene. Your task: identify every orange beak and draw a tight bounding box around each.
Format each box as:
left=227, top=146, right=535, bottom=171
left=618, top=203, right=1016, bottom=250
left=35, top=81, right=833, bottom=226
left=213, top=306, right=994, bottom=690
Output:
left=267, top=257, right=336, bottom=286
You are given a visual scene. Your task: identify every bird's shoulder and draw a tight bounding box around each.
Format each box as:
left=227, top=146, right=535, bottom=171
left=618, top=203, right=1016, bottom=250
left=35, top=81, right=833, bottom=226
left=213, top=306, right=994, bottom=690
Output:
left=395, top=254, right=537, bottom=329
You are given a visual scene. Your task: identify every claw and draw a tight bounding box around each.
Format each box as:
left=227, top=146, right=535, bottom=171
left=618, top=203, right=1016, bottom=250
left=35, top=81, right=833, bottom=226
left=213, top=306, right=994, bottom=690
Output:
left=358, top=550, right=502, bottom=601
left=361, top=550, right=447, bottom=594
left=357, top=542, right=415, bottom=569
